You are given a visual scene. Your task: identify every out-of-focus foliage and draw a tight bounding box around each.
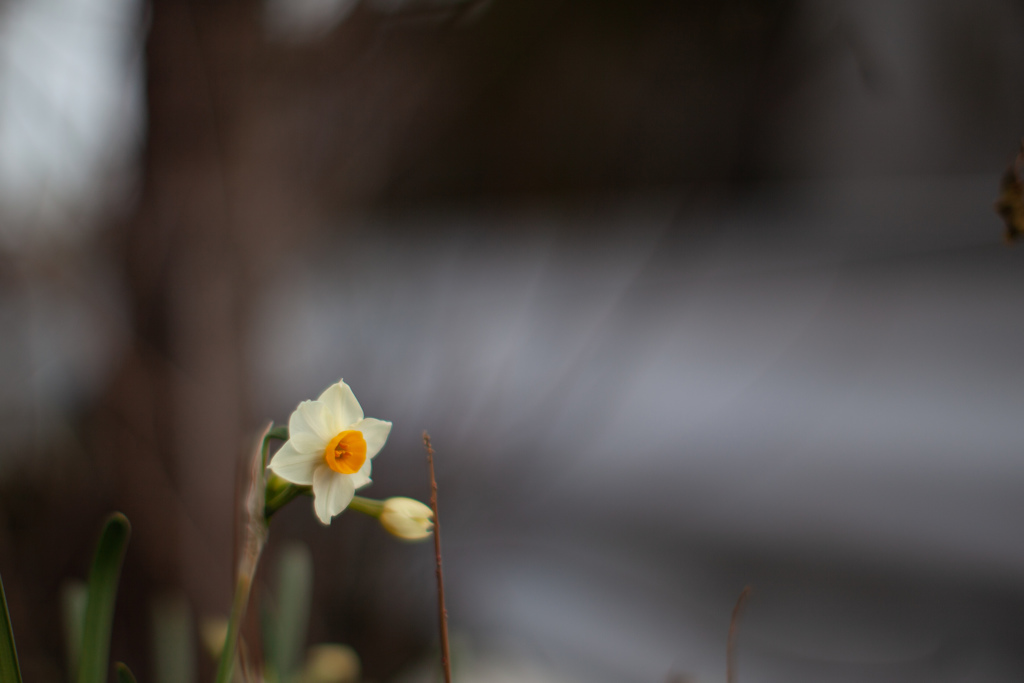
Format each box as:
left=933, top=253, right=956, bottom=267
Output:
left=266, top=543, right=314, bottom=683
left=151, top=596, right=195, bottom=683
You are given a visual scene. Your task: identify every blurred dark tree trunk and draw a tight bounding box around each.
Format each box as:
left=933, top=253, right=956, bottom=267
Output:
left=91, top=0, right=262, bottom=665
left=90, top=0, right=304, bottom=672
left=86, top=0, right=448, bottom=677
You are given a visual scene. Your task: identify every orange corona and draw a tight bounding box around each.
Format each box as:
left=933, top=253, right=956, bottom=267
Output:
left=323, top=430, right=367, bottom=474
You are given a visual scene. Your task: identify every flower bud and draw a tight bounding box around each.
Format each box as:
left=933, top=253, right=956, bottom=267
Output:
left=379, top=497, right=434, bottom=541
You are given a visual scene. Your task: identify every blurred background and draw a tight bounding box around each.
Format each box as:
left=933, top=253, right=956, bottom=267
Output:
left=2, top=0, right=1024, bottom=681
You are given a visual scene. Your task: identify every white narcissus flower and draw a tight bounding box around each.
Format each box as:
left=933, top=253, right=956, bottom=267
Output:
left=268, top=380, right=392, bottom=524
left=379, top=497, right=434, bottom=541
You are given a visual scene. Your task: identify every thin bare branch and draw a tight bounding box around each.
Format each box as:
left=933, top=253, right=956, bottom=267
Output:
left=424, top=432, right=452, bottom=683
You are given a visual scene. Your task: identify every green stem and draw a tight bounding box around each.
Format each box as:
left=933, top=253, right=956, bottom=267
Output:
left=347, top=496, right=385, bottom=518
left=264, top=485, right=310, bottom=521
left=213, top=573, right=252, bottom=683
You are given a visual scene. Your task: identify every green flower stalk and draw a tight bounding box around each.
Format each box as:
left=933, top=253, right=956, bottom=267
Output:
left=348, top=497, right=434, bottom=541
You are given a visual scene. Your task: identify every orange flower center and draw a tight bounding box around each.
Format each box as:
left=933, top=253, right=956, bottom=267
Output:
left=323, top=430, right=367, bottom=474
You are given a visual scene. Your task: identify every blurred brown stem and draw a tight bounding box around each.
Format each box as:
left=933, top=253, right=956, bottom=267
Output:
left=727, top=586, right=753, bottom=683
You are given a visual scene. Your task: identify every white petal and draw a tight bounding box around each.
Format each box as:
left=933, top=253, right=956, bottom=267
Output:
left=289, top=400, right=333, bottom=452
left=267, top=441, right=320, bottom=485
left=348, top=458, right=372, bottom=490
left=318, top=380, right=363, bottom=431
left=352, top=418, right=391, bottom=459
left=312, top=466, right=356, bottom=524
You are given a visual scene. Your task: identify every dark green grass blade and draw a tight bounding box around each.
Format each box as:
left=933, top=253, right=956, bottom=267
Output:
left=114, top=662, right=137, bottom=683
left=78, top=513, right=131, bottom=683
left=0, top=573, right=23, bottom=683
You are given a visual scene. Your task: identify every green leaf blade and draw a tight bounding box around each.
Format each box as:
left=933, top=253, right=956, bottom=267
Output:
left=114, top=662, right=138, bottom=683
left=78, top=513, right=131, bottom=683
left=0, top=573, right=24, bottom=683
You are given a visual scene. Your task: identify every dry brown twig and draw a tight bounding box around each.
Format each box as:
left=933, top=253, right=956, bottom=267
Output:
left=424, top=432, right=452, bottom=683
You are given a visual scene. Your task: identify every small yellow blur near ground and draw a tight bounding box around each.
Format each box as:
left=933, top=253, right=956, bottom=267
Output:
left=300, top=645, right=360, bottom=683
